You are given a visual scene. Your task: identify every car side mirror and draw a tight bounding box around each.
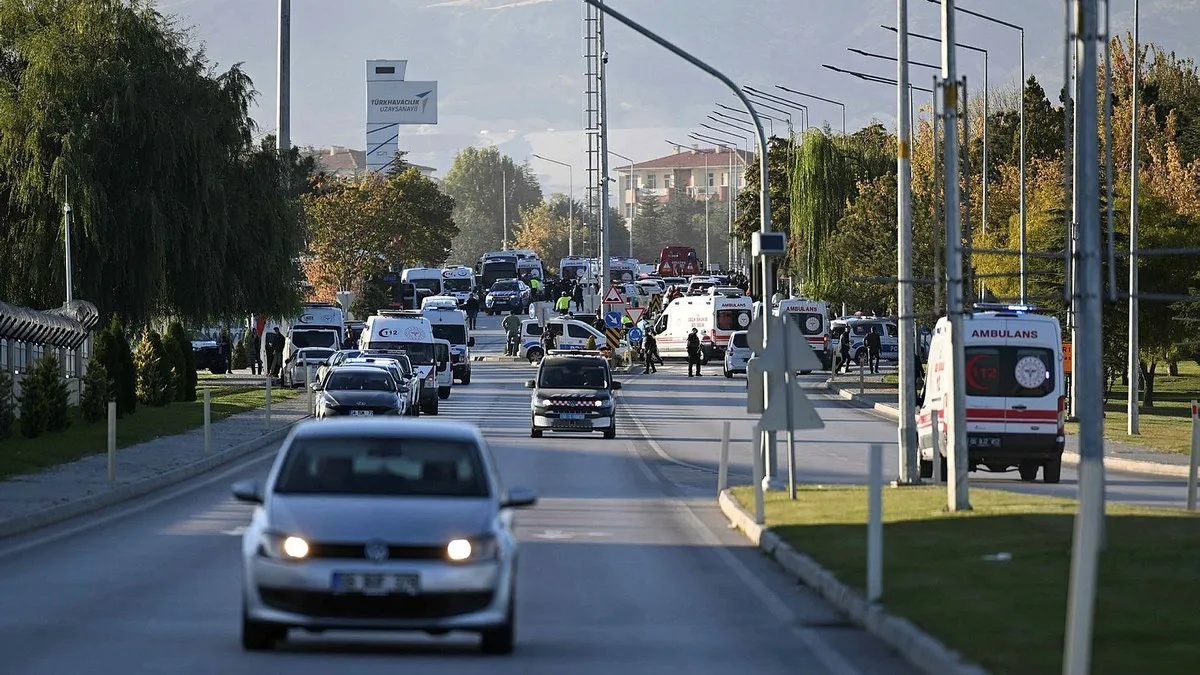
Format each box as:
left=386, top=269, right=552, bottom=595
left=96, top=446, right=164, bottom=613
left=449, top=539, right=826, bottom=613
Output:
left=524, top=379, right=536, bottom=388
left=232, top=479, right=263, bottom=504
left=502, top=486, right=538, bottom=509
left=309, top=381, right=322, bottom=391
left=610, top=381, right=622, bottom=390
left=468, top=336, right=476, bottom=347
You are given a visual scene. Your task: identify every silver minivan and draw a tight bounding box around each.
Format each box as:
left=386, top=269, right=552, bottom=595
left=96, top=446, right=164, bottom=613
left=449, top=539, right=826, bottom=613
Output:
left=723, top=330, right=752, bottom=378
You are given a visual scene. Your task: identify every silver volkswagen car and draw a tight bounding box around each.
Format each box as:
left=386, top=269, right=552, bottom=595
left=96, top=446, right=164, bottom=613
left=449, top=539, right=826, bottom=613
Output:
left=233, top=419, right=537, bottom=653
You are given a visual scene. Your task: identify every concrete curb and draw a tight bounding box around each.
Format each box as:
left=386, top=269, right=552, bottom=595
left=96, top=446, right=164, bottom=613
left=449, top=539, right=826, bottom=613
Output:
left=823, top=381, right=1194, bottom=479
left=718, top=490, right=989, bottom=675
left=0, top=421, right=303, bottom=540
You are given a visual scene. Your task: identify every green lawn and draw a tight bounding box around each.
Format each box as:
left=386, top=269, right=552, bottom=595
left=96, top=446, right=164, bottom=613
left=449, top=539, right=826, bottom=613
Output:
left=1069, top=360, right=1200, bottom=455
left=0, top=386, right=298, bottom=480
left=731, top=486, right=1200, bottom=675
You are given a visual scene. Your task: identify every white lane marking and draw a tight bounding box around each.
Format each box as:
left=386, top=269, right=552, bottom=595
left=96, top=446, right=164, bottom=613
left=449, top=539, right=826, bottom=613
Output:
left=530, top=529, right=574, bottom=540
left=624, top=439, right=662, bottom=483
left=0, top=449, right=278, bottom=561
left=619, top=378, right=864, bottom=675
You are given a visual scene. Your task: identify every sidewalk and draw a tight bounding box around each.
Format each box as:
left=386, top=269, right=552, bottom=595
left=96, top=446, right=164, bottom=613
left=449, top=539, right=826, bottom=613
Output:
left=824, top=378, right=1194, bottom=478
left=0, top=396, right=310, bottom=539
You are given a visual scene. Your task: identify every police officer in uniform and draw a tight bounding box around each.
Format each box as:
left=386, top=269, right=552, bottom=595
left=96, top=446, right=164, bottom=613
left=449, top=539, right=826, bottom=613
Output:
left=686, top=328, right=703, bottom=377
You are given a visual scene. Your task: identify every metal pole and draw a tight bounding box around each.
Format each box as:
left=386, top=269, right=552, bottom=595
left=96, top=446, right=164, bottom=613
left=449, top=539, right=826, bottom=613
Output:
left=932, top=83, right=942, bottom=315
left=1189, top=401, right=1198, bottom=510
left=867, top=443, right=884, bottom=602
left=728, top=148, right=734, bottom=269
left=265, top=376, right=273, bottom=431
left=502, top=166, right=508, bottom=250
left=897, top=0, right=919, bottom=485
left=1103, top=0, right=1116, bottom=302
left=1018, top=29, right=1027, bottom=303
left=704, top=153, right=710, bottom=268
left=276, top=0, right=291, bottom=152
left=962, top=78, right=973, bottom=305
left=107, top=401, right=116, bottom=484
left=628, top=158, right=635, bottom=257
left=1063, top=1, right=1104, bottom=671
left=931, top=409, right=942, bottom=483
left=63, top=200, right=73, bottom=304
left=1128, top=0, right=1141, bottom=435
left=719, top=421, right=731, bottom=495
left=597, top=11, right=611, bottom=304
left=941, top=0, right=970, bottom=512
left=981, top=50, right=989, bottom=242
left=203, top=388, right=212, bottom=455
left=569, top=164, right=575, bottom=256
left=753, top=424, right=765, bottom=525
left=305, top=363, right=313, bottom=415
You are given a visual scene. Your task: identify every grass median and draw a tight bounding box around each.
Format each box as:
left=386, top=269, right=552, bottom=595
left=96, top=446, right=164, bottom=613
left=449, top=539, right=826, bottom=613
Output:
left=730, top=485, right=1200, bottom=675
left=0, top=385, right=298, bottom=480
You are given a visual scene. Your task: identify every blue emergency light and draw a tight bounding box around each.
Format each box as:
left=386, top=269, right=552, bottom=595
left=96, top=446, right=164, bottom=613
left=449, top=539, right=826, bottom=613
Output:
left=972, top=302, right=1040, bottom=313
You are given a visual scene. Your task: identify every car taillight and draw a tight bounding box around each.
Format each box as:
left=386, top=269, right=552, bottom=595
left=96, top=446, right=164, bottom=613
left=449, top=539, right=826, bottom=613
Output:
left=1057, top=395, right=1066, bottom=432
left=426, top=370, right=436, bottom=384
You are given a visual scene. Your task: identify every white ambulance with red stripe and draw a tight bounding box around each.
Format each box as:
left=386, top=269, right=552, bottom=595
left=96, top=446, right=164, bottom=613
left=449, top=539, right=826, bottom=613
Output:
left=650, top=288, right=753, bottom=363
left=918, top=305, right=1066, bottom=483
left=773, top=298, right=831, bottom=371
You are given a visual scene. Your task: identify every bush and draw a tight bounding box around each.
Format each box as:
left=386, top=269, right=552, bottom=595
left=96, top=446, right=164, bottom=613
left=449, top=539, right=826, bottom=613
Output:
left=134, top=331, right=175, bottom=406
left=0, top=368, right=15, bottom=440
left=81, top=358, right=111, bottom=423
left=164, top=321, right=196, bottom=401
left=231, top=341, right=248, bottom=370
left=18, top=353, right=69, bottom=437
left=95, top=316, right=136, bottom=416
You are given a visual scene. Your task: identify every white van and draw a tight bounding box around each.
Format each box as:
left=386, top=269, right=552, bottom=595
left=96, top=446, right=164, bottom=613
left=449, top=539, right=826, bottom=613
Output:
left=420, top=295, right=460, bottom=310
left=432, top=337, right=454, bottom=399
left=519, top=318, right=628, bottom=362
left=774, top=298, right=832, bottom=371
left=400, top=267, right=444, bottom=298
left=422, top=304, right=474, bottom=385
left=918, top=307, right=1066, bottom=483
left=360, top=311, right=444, bottom=415
left=440, top=266, right=476, bottom=305
left=651, top=289, right=753, bottom=363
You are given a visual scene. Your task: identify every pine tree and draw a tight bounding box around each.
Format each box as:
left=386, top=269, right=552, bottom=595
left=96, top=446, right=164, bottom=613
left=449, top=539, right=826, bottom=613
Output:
left=0, top=367, right=15, bottom=439
left=134, top=331, right=174, bottom=407
left=81, top=359, right=111, bottom=423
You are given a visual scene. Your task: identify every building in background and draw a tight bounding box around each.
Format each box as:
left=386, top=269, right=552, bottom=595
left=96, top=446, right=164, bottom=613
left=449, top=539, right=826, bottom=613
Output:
left=613, top=145, right=752, bottom=216
left=303, top=146, right=437, bottom=181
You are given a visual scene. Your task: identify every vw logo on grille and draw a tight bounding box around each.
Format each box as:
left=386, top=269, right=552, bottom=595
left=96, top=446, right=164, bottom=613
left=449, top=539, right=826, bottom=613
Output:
left=364, top=539, right=389, bottom=562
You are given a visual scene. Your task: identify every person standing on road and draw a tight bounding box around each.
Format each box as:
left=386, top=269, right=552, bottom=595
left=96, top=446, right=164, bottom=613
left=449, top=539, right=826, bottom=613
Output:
left=643, top=332, right=659, bottom=374
left=530, top=276, right=542, bottom=301
left=686, top=328, right=703, bottom=377
left=865, top=327, right=882, bottom=374
left=541, top=324, right=558, bottom=352
left=502, top=312, right=523, bottom=357
left=572, top=282, right=584, bottom=312
left=249, top=329, right=263, bottom=375
left=267, top=327, right=285, bottom=378
left=465, top=293, right=480, bottom=330
left=555, top=291, right=571, bottom=314
left=837, top=330, right=852, bottom=374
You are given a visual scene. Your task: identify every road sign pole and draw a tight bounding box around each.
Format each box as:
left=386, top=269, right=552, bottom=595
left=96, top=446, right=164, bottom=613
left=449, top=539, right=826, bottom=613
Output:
left=753, top=424, right=765, bottom=525
left=784, top=310, right=797, bottom=499
left=867, top=443, right=884, bottom=602
left=719, top=421, right=731, bottom=495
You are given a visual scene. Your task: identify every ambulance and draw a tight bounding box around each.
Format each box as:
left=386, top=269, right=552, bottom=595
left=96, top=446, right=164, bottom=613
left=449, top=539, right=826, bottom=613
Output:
left=422, top=302, right=474, bottom=385
left=440, top=265, right=476, bottom=305
left=400, top=267, right=444, bottom=298
left=774, top=298, right=832, bottom=371
left=650, top=288, right=753, bottom=363
left=917, top=305, right=1066, bottom=484
left=359, top=310, right=447, bottom=415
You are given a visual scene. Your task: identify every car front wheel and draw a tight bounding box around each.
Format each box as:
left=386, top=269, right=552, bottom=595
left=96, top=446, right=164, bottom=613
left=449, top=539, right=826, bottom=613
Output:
left=241, top=603, right=286, bottom=651
left=479, top=597, right=515, bottom=655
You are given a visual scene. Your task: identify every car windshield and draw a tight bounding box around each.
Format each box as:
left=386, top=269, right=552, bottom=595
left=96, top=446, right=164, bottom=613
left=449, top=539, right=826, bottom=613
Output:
left=274, top=436, right=489, bottom=497
left=443, top=278, right=472, bottom=292
left=411, top=279, right=441, bottom=294
left=492, top=282, right=519, bottom=292
left=732, top=333, right=749, bottom=348
left=325, top=371, right=395, bottom=392
left=431, top=324, right=467, bottom=344
left=290, top=331, right=338, bottom=348
left=537, top=360, right=609, bottom=389
left=965, top=346, right=1056, bottom=398
left=716, top=309, right=751, bottom=331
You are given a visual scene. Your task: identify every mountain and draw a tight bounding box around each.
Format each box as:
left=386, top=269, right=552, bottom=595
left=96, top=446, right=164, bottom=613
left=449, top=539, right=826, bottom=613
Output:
left=160, top=0, right=1199, bottom=194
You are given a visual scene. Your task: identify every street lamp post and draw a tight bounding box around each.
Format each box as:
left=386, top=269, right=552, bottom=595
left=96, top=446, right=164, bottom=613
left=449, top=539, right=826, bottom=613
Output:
left=942, top=1, right=1026, bottom=303
left=501, top=166, right=508, bottom=250
left=608, top=150, right=636, bottom=257
left=531, top=154, right=575, bottom=256
left=1128, top=0, right=1141, bottom=435
left=277, top=0, right=290, bottom=153
left=775, top=85, right=846, bottom=137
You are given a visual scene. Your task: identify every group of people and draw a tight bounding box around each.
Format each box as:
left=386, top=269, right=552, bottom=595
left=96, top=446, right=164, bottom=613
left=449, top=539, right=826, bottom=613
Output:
left=832, top=326, right=883, bottom=374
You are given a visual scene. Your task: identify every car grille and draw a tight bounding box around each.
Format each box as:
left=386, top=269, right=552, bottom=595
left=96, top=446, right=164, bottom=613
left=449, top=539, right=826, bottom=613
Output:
left=259, top=589, right=494, bottom=619
left=307, top=543, right=446, bottom=560
left=549, top=399, right=603, bottom=408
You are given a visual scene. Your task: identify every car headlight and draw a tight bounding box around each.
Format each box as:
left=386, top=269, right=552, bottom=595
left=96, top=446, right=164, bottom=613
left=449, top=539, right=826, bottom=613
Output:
left=534, top=396, right=551, bottom=407
left=446, top=536, right=498, bottom=562
left=259, top=533, right=310, bottom=561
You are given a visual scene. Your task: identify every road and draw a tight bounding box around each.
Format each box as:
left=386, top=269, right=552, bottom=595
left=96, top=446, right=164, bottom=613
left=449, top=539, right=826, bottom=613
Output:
left=0, top=310, right=918, bottom=675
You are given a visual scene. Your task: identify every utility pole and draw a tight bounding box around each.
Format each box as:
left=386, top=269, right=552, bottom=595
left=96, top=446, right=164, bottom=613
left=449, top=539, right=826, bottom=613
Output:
left=597, top=14, right=612, bottom=297
left=63, top=178, right=73, bottom=304
left=704, top=153, right=711, bottom=269
left=276, top=0, right=291, bottom=153
left=502, top=166, right=508, bottom=250
left=1128, top=0, right=1141, bottom=434
left=1063, top=1, right=1104, bottom=672
left=941, top=0, right=969, bottom=512
left=896, top=0, right=918, bottom=484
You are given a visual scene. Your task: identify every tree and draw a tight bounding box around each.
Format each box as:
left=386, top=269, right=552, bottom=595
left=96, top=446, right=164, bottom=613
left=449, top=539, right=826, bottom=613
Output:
left=134, top=331, right=174, bottom=407
left=791, top=129, right=851, bottom=296
left=513, top=202, right=571, bottom=265
left=0, top=367, right=14, bottom=439
left=735, top=136, right=793, bottom=248
left=304, top=167, right=457, bottom=301
left=93, top=316, right=136, bottom=417
left=0, top=0, right=307, bottom=324
left=164, top=322, right=196, bottom=402
left=442, top=146, right=543, bottom=265
left=81, top=360, right=110, bottom=423
left=18, top=353, right=69, bottom=438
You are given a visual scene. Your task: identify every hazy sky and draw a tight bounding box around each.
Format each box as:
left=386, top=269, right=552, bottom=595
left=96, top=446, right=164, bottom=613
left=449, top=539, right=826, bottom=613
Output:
left=159, top=0, right=1197, bottom=196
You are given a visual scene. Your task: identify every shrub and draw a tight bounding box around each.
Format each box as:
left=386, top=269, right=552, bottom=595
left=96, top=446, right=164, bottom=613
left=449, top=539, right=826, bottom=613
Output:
left=81, top=358, right=111, bottom=423
left=95, top=316, right=136, bottom=416
left=17, top=365, right=47, bottom=438
left=134, top=331, right=175, bottom=406
left=0, top=368, right=15, bottom=440
left=231, top=341, right=248, bottom=370
left=164, top=322, right=196, bottom=401
left=18, top=353, right=69, bottom=437
left=585, top=335, right=597, bottom=350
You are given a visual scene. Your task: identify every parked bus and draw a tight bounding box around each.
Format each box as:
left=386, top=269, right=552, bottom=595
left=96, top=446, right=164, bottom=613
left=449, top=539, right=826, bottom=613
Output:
left=477, top=252, right=519, bottom=288
left=658, top=246, right=701, bottom=276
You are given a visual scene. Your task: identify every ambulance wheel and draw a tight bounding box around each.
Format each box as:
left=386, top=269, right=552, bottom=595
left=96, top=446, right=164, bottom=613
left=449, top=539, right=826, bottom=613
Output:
left=1042, top=456, right=1063, bottom=484
left=1018, top=460, right=1040, bottom=482
left=919, top=458, right=933, bottom=479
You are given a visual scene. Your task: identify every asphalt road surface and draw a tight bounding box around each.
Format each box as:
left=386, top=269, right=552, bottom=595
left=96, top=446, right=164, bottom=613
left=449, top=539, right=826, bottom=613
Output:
left=0, top=352, right=918, bottom=675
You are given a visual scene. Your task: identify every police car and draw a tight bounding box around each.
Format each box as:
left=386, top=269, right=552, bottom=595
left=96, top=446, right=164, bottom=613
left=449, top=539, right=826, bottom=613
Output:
left=526, top=351, right=622, bottom=439
left=829, top=316, right=898, bottom=367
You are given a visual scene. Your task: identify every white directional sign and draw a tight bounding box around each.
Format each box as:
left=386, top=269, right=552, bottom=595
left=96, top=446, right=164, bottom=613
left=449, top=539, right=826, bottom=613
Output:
left=759, top=380, right=825, bottom=431
left=747, top=356, right=765, bottom=414
left=749, top=313, right=823, bottom=372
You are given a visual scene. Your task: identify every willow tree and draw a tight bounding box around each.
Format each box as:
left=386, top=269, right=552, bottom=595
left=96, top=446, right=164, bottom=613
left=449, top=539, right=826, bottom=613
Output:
left=790, top=129, right=850, bottom=297
left=0, top=0, right=306, bottom=324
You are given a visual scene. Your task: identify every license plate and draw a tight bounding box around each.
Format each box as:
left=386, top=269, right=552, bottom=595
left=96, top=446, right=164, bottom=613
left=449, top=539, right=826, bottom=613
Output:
left=968, top=436, right=1002, bottom=448
left=561, top=413, right=585, bottom=420
left=349, top=410, right=374, bottom=416
left=332, top=572, right=419, bottom=596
